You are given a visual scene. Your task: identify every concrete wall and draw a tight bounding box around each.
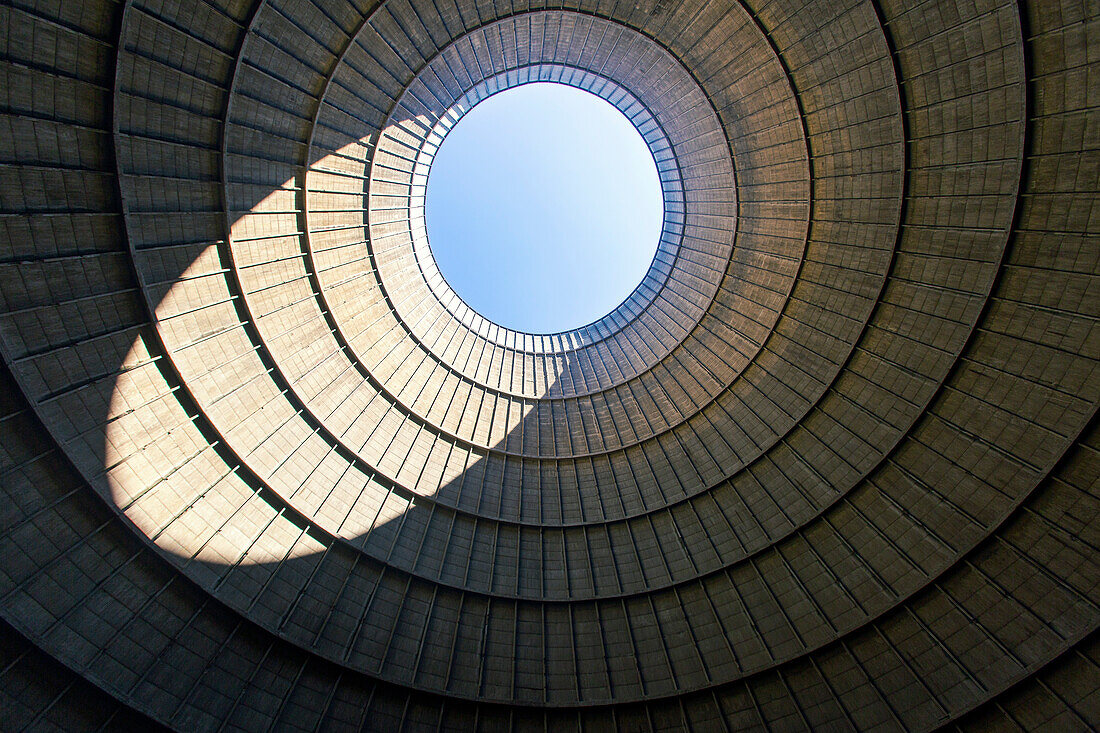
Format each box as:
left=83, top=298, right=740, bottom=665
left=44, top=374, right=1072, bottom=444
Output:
left=0, top=0, right=1097, bottom=729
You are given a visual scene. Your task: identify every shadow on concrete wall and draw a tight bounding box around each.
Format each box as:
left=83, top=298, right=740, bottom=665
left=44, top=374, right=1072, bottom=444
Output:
left=101, top=97, right=582, bottom=612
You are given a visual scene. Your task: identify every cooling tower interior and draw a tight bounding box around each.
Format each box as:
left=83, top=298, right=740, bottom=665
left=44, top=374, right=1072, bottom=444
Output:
left=1, top=0, right=1098, bottom=730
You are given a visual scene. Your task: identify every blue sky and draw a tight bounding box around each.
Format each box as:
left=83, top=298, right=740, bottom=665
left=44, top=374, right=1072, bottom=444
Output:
left=425, top=83, right=663, bottom=334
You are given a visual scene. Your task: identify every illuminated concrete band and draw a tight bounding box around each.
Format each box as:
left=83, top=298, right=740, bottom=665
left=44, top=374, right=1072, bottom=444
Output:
left=0, top=0, right=1097, bottom=731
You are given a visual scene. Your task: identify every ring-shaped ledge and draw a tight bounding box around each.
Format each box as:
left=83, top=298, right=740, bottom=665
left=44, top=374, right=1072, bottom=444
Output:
left=340, top=12, right=738, bottom=385
left=404, top=65, right=684, bottom=354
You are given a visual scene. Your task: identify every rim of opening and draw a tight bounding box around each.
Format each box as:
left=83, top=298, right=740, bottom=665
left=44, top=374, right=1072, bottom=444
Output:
left=401, top=65, right=685, bottom=353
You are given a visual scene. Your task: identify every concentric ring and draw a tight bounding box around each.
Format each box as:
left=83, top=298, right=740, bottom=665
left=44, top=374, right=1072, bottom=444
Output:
left=399, top=67, right=681, bottom=344
left=0, top=0, right=1096, bottom=728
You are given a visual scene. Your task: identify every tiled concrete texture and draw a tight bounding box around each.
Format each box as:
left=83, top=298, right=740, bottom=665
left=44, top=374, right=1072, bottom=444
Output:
left=1, top=0, right=1098, bottom=730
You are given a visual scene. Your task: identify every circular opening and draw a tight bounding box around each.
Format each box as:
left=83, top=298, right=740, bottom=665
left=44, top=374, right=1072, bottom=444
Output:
left=425, top=83, right=663, bottom=334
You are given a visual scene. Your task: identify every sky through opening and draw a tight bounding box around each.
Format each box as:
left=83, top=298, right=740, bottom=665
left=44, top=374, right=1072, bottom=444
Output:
left=425, top=83, right=664, bottom=334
